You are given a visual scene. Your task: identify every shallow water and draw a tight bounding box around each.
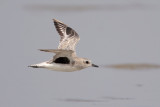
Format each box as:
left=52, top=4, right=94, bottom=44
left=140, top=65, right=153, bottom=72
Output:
left=0, top=0, right=160, bottom=107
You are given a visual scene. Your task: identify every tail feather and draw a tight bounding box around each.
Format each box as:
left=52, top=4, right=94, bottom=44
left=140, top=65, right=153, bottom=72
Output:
left=28, top=64, right=39, bottom=68
left=28, top=64, right=45, bottom=68
left=28, top=62, right=48, bottom=68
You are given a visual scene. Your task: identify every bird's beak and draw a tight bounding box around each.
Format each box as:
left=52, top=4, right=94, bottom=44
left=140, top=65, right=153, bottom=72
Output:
left=92, top=64, right=99, bottom=67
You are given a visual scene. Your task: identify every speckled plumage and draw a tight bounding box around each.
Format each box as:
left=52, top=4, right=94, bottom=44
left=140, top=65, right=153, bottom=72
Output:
left=29, top=19, right=98, bottom=72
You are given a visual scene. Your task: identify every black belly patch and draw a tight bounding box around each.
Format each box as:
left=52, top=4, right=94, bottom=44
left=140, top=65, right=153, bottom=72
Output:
left=54, top=57, right=70, bottom=64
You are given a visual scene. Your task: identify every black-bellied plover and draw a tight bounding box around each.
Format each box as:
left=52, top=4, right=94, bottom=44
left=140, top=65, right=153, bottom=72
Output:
left=29, top=19, right=98, bottom=71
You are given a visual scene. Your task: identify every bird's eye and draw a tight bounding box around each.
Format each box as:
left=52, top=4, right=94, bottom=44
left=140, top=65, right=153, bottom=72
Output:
left=85, top=61, right=89, bottom=64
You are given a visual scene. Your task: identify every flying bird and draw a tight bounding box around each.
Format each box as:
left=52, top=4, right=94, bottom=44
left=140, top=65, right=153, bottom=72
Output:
left=29, top=19, right=98, bottom=72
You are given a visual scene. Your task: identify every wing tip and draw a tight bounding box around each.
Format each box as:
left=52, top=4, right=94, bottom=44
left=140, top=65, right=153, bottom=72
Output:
left=39, top=49, right=57, bottom=53
left=38, top=49, right=49, bottom=52
left=52, top=19, right=62, bottom=23
left=52, top=18, right=56, bottom=22
left=39, top=49, right=74, bottom=53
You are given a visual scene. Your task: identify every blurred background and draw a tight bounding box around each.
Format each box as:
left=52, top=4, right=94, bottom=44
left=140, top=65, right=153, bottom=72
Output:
left=0, top=0, right=160, bottom=107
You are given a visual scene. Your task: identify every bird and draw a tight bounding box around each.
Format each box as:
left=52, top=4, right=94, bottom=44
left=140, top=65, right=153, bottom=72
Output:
left=28, top=19, right=98, bottom=72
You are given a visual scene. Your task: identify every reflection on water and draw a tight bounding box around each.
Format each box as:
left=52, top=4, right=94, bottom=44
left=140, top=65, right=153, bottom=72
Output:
left=55, top=96, right=134, bottom=103
left=101, top=96, right=134, bottom=100
left=136, top=84, right=143, bottom=87
left=105, top=63, right=160, bottom=70
left=55, top=98, right=104, bottom=103
left=24, top=3, right=151, bottom=12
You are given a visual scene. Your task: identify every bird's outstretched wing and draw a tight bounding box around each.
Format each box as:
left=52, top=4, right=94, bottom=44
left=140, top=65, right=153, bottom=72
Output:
left=53, top=19, right=80, bottom=51
left=39, top=49, right=74, bottom=54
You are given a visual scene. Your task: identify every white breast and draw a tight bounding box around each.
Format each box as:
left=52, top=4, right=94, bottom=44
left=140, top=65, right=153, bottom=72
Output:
left=37, top=61, right=80, bottom=72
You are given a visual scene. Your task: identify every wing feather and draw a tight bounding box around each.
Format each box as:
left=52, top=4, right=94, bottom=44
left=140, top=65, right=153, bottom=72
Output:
left=39, top=49, right=73, bottom=54
left=53, top=19, right=80, bottom=51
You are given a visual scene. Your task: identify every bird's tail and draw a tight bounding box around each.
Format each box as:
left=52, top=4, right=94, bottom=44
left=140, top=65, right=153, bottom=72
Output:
left=28, top=62, right=47, bottom=68
left=28, top=64, right=39, bottom=68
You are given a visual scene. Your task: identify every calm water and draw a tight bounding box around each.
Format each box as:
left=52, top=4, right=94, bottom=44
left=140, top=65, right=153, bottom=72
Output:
left=0, top=0, right=160, bottom=107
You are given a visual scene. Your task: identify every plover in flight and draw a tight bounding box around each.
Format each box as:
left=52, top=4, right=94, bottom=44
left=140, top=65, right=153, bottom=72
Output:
left=29, top=19, right=98, bottom=72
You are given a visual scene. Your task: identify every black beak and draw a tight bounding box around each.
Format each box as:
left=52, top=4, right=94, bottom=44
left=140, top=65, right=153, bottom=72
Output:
left=92, top=64, right=99, bottom=67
